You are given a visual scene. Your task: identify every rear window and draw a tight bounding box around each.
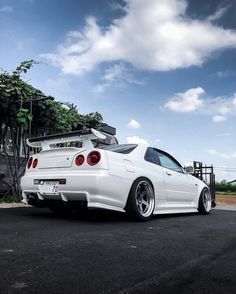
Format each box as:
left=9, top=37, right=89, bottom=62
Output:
left=144, top=147, right=160, bottom=165
left=100, top=144, right=137, bottom=154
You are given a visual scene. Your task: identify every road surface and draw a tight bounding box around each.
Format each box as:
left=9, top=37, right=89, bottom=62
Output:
left=0, top=207, right=235, bottom=293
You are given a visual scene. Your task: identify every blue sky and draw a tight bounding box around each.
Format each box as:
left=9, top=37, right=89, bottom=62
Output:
left=0, top=0, right=236, bottom=181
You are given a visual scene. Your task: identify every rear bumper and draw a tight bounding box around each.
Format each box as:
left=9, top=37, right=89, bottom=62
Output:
left=21, top=170, right=132, bottom=212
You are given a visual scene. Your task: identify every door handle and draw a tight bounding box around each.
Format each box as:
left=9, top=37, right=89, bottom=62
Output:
left=166, top=171, right=172, bottom=176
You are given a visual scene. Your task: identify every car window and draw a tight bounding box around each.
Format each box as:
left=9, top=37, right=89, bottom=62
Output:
left=144, top=147, right=160, bottom=165
left=99, top=144, right=137, bottom=154
left=156, top=151, right=183, bottom=173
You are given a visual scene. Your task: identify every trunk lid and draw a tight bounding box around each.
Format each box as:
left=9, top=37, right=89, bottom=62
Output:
left=37, top=147, right=85, bottom=169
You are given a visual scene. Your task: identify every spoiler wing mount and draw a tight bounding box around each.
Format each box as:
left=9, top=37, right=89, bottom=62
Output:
left=26, top=128, right=106, bottom=151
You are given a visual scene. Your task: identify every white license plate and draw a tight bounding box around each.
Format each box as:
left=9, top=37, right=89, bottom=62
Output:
left=39, top=181, right=59, bottom=195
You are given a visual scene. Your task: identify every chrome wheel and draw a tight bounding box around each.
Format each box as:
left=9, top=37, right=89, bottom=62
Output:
left=198, top=188, right=212, bottom=215
left=203, top=189, right=211, bottom=212
left=135, top=181, right=155, bottom=217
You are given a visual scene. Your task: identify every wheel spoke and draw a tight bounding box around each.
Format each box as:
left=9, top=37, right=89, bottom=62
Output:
left=203, top=191, right=211, bottom=211
left=140, top=191, right=146, bottom=198
left=138, top=203, right=143, bottom=212
left=135, top=181, right=154, bottom=218
left=142, top=199, right=148, bottom=207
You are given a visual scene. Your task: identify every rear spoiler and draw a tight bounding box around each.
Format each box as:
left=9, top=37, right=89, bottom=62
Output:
left=27, top=128, right=106, bottom=151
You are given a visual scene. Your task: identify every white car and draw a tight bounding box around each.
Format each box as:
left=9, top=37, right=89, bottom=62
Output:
left=21, top=129, right=212, bottom=221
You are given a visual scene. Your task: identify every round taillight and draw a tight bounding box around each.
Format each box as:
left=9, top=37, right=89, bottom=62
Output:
left=27, top=157, right=33, bottom=169
left=87, top=151, right=101, bottom=166
left=32, top=158, right=38, bottom=168
left=75, top=155, right=85, bottom=166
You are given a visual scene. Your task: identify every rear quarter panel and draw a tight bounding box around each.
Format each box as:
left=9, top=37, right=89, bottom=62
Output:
left=105, top=149, right=166, bottom=202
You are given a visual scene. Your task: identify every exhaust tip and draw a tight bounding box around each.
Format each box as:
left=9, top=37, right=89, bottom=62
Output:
left=28, top=193, right=38, bottom=200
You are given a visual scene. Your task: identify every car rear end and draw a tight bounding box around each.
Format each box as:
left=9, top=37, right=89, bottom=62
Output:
left=21, top=145, right=132, bottom=212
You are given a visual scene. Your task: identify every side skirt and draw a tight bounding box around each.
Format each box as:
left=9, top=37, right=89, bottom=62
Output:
left=153, top=202, right=198, bottom=215
left=154, top=208, right=198, bottom=215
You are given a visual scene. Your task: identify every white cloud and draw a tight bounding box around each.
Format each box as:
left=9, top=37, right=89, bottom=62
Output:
left=206, top=149, right=236, bottom=159
left=92, top=64, right=144, bottom=93
left=92, top=63, right=144, bottom=94
left=41, top=0, right=236, bottom=75
left=127, top=119, right=140, bottom=129
left=164, top=87, right=236, bottom=122
left=103, top=64, right=124, bottom=81
left=164, top=87, right=204, bottom=112
left=212, top=115, right=227, bottom=122
left=208, top=96, right=235, bottom=121
left=207, top=5, right=230, bottom=22
left=0, top=6, right=13, bottom=12
left=103, top=63, right=144, bottom=85
left=92, top=83, right=109, bottom=93
left=214, top=70, right=236, bottom=79
left=126, top=136, right=148, bottom=144
left=217, top=106, right=231, bottom=115
left=233, top=95, right=236, bottom=107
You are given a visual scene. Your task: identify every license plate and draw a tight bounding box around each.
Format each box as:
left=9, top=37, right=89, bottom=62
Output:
left=39, top=181, right=59, bottom=195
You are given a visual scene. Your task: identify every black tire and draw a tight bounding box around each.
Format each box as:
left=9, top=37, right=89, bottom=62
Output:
left=126, top=177, right=155, bottom=221
left=198, top=188, right=211, bottom=215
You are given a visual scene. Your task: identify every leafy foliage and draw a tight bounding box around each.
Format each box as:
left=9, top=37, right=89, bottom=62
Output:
left=215, top=181, right=236, bottom=193
left=0, top=60, right=103, bottom=136
left=0, top=60, right=43, bottom=131
left=17, top=108, right=33, bottom=125
left=0, top=60, right=103, bottom=200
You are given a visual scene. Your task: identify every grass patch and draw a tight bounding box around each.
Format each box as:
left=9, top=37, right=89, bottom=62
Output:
left=0, top=195, right=21, bottom=203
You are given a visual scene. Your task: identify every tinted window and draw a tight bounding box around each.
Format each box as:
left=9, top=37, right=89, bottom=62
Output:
left=100, top=144, right=137, bottom=154
left=145, top=147, right=160, bottom=165
left=156, top=151, right=183, bottom=173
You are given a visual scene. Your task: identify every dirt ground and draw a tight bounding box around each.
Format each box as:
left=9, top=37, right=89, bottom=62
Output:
left=216, top=193, right=236, bottom=205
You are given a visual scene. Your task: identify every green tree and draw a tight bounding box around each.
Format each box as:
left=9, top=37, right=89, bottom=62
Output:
left=0, top=60, right=103, bottom=200
left=215, top=181, right=236, bottom=193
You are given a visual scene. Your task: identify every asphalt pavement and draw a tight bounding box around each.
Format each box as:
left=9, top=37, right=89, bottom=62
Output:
left=0, top=207, right=235, bottom=294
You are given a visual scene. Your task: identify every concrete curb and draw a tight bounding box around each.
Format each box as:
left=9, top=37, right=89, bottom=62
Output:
left=0, top=203, right=31, bottom=209
left=214, top=205, right=236, bottom=211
